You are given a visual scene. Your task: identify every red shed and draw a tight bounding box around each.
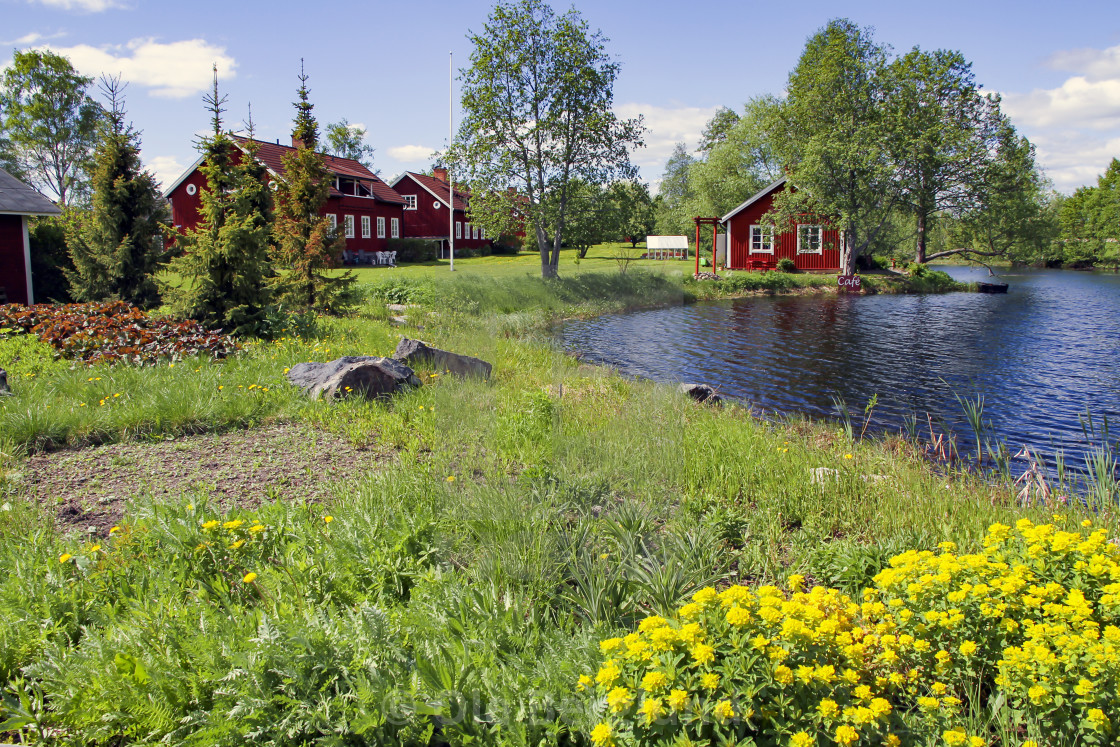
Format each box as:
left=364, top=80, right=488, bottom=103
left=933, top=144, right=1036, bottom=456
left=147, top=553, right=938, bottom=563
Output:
left=0, top=168, right=61, bottom=305
left=164, top=137, right=406, bottom=261
left=390, top=169, right=491, bottom=257
left=721, top=177, right=840, bottom=272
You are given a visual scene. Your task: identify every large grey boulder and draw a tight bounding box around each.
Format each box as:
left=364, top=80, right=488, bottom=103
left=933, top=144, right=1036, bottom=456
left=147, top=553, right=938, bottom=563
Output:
left=286, top=356, right=421, bottom=400
left=392, top=337, right=492, bottom=380
left=679, top=382, right=721, bottom=404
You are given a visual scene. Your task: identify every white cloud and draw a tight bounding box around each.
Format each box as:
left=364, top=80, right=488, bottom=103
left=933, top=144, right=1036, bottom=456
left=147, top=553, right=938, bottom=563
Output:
left=145, top=155, right=186, bottom=190
left=30, top=0, right=125, bottom=12
left=2, top=30, right=68, bottom=45
left=1000, top=43, right=1120, bottom=192
left=49, top=38, right=236, bottom=98
left=613, top=102, right=720, bottom=180
left=388, top=144, right=435, bottom=162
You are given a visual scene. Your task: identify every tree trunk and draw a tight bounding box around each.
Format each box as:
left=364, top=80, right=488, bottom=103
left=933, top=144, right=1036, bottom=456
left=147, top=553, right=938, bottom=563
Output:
left=915, top=211, right=927, bottom=264
left=839, top=228, right=857, bottom=276
left=535, top=223, right=556, bottom=279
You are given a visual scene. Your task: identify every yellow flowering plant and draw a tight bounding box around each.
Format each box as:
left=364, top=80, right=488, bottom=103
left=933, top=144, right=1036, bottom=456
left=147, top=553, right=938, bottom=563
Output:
left=579, top=520, right=1120, bottom=746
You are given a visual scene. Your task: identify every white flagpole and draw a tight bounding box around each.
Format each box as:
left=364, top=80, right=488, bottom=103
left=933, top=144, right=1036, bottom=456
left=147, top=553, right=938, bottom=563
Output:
left=448, top=50, right=455, bottom=272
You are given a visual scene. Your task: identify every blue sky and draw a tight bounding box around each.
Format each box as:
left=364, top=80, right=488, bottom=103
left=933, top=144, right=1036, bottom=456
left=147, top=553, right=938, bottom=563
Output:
left=3, top=0, right=1119, bottom=195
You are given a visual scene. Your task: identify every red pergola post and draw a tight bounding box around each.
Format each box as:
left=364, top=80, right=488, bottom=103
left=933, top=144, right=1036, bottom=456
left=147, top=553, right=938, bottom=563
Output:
left=712, top=222, right=718, bottom=270
left=694, top=218, right=701, bottom=275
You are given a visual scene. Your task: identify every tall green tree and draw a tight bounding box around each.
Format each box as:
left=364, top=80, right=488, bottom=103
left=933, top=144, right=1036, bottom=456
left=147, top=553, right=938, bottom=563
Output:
left=0, top=49, right=102, bottom=205
left=608, top=180, right=656, bottom=247
left=654, top=143, right=696, bottom=236
left=1058, top=158, right=1120, bottom=269
left=66, top=77, right=169, bottom=308
left=887, top=48, right=998, bottom=263
left=766, top=19, right=897, bottom=275
left=324, top=118, right=375, bottom=170
left=456, top=0, right=644, bottom=278
left=272, top=64, right=355, bottom=312
left=164, top=70, right=274, bottom=336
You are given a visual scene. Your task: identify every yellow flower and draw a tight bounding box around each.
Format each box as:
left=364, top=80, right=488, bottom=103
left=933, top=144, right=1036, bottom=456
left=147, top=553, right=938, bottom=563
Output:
left=243, top=572, right=258, bottom=583
left=834, top=724, right=858, bottom=745
left=640, top=697, right=665, bottom=724
left=606, top=686, right=633, bottom=713
left=109, top=526, right=121, bottom=534
left=968, top=738, right=986, bottom=747
left=1088, top=708, right=1109, bottom=731
left=790, top=733, right=814, bottom=747
left=249, top=524, right=266, bottom=534
left=885, top=737, right=901, bottom=747
left=773, top=665, right=794, bottom=685
left=958, top=640, right=978, bottom=657
left=691, top=643, right=715, bottom=664
left=600, top=638, right=622, bottom=654
left=596, top=661, right=620, bottom=687
left=712, top=700, right=735, bottom=722
left=59, top=553, right=73, bottom=563
left=787, top=573, right=806, bottom=591
left=88, top=544, right=101, bottom=553
left=692, top=587, right=718, bottom=606
left=577, top=675, right=592, bottom=691
left=590, top=722, right=613, bottom=746
left=667, top=689, right=689, bottom=710
left=817, top=698, right=840, bottom=719
left=323, top=515, right=333, bottom=524
left=222, top=519, right=244, bottom=530
left=202, top=520, right=219, bottom=530
left=446, top=475, right=456, bottom=483
left=229, top=540, right=245, bottom=550
left=843, top=453, right=853, bottom=460
left=726, top=605, right=751, bottom=626
left=700, top=673, right=720, bottom=690
left=641, top=671, right=669, bottom=692
left=942, top=729, right=968, bottom=746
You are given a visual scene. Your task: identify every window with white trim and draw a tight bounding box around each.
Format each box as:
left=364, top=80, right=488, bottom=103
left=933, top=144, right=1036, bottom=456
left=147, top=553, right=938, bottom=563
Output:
left=344, top=215, right=355, bottom=238
left=390, top=217, right=399, bottom=238
left=403, top=195, right=417, bottom=210
left=377, top=216, right=386, bottom=238
left=327, top=214, right=337, bottom=232
left=749, top=224, right=774, bottom=254
left=464, top=222, right=470, bottom=239
left=480, top=227, right=486, bottom=240
left=473, top=225, right=479, bottom=240
left=797, top=224, right=823, bottom=254
left=455, top=221, right=462, bottom=239
left=361, top=216, right=371, bottom=238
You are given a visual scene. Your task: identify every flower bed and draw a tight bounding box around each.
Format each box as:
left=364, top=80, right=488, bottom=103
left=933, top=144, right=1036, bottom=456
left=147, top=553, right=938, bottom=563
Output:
left=0, top=301, right=239, bottom=365
left=580, top=519, right=1119, bottom=746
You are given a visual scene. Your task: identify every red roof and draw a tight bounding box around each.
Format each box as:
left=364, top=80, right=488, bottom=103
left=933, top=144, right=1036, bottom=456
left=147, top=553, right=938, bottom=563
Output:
left=232, top=136, right=405, bottom=205
left=404, top=171, right=470, bottom=211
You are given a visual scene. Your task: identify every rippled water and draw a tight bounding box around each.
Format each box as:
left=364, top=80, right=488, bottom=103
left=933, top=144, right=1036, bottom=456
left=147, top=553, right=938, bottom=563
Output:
left=558, top=267, right=1120, bottom=470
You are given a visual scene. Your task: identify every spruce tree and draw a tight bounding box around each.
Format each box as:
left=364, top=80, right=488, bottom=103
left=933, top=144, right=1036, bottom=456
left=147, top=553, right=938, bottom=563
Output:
left=272, top=62, right=355, bottom=313
left=164, top=69, right=273, bottom=336
left=66, top=76, right=168, bottom=308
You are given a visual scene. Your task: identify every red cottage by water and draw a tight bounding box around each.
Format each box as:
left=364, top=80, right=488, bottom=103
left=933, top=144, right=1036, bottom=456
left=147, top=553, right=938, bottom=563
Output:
left=0, top=168, right=61, bottom=305
left=389, top=169, right=492, bottom=257
left=165, top=137, right=406, bottom=260
left=721, top=177, right=840, bottom=272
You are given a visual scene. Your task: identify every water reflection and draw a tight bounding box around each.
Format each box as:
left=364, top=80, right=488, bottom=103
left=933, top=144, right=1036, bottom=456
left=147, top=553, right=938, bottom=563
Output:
left=559, top=267, right=1120, bottom=470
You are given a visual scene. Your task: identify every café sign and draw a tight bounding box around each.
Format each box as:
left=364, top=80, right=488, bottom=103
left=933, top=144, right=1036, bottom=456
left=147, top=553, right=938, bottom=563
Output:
left=838, top=274, right=861, bottom=290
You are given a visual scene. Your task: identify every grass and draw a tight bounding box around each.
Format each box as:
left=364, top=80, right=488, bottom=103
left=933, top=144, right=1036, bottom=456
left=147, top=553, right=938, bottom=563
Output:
left=0, top=262, right=1052, bottom=746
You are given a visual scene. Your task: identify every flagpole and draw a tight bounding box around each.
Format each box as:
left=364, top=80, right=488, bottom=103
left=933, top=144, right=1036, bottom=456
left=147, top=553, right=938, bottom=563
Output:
left=448, top=50, right=455, bottom=272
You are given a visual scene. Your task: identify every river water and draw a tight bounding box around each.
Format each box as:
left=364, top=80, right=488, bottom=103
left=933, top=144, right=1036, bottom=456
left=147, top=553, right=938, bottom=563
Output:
left=558, top=266, right=1120, bottom=473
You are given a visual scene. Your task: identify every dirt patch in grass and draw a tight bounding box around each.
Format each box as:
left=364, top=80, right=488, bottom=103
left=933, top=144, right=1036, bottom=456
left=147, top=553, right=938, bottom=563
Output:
left=12, top=422, right=389, bottom=535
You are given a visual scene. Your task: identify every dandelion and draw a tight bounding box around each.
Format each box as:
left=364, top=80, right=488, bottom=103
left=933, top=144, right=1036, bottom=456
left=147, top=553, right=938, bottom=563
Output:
left=89, top=544, right=101, bottom=553
left=843, top=453, right=853, bottom=459
left=223, top=519, right=244, bottom=530
left=59, top=553, right=73, bottom=563
left=201, top=520, right=219, bottom=530
left=446, top=475, right=456, bottom=483
left=229, top=540, right=245, bottom=550
left=243, top=572, right=258, bottom=583
left=323, top=515, right=334, bottom=524
left=109, top=526, right=121, bottom=534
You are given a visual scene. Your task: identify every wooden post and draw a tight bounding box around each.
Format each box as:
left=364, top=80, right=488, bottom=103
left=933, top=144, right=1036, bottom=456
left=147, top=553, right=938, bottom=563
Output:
left=694, top=218, right=701, bottom=275
left=712, top=223, right=718, bottom=271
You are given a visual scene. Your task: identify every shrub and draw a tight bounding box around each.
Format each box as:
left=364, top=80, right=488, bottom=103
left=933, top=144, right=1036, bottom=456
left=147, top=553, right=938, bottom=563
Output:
left=578, top=519, right=1120, bottom=746
left=0, top=301, right=239, bottom=365
left=387, top=238, right=439, bottom=263
left=776, top=257, right=797, bottom=273
left=491, top=235, right=522, bottom=255
left=0, top=332, right=68, bottom=379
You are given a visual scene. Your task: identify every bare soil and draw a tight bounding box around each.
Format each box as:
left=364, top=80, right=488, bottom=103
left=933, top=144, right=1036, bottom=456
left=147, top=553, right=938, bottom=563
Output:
left=11, top=422, right=389, bottom=535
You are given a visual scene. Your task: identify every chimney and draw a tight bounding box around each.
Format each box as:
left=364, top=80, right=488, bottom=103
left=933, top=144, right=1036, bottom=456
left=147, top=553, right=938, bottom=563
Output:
left=292, top=136, right=305, bottom=149
left=432, top=167, right=448, bottom=182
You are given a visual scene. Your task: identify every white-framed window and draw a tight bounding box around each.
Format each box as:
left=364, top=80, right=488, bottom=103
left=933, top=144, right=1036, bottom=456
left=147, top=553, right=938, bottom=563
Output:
left=480, top=227, right=486, bottom=240
left=390, top=217, right=400, bottom=238
left=344, top=215, right=355, bottom=238
left=403, top=195, right=417, bottom=210
left=464, top=222, right=470, bottom=239
left=797, top=224, right=823, bottom=254
left=361, top=215, right=371, bottom=238
left=377, top=216, right=386, bottom=238
left=473, top=225, right=479, bottom=240
left=327, top=214, right=337, bottom=232
left=455, top=221, right=462, bottom=239
left=749, top=224, right=774, bottom=254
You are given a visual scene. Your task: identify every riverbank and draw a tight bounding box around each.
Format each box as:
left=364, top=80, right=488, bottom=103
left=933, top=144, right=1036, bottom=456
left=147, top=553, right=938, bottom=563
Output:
left=0, top=271, right=1089, bottom=745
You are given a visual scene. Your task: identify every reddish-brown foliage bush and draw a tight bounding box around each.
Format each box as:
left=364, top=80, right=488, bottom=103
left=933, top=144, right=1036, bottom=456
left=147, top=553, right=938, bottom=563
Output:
left=0, top=301, right=240, bottom=365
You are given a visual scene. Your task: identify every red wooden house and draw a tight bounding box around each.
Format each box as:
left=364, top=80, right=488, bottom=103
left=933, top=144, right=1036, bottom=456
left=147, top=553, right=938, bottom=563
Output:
left=389, top=168, right=492, bottom=257
left=165, top=137, right=406, bottom=260
left=720, top=177, right=840, bottom=272
left=0, top=168, right=61, bottom=305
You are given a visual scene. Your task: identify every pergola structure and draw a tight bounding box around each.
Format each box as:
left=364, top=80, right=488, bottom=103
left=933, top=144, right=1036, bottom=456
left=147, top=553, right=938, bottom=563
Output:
left=693, top=216, right=721, bottom=275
